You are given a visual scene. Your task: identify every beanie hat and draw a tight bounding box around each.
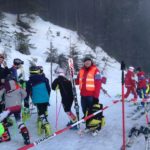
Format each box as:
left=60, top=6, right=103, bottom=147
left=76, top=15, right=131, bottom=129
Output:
left=83, top=56, right=93, bottom=62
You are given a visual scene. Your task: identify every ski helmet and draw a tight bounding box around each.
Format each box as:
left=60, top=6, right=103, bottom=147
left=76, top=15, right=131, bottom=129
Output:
left=55, top=67, right=65, bottom=76
left=129, top=66, right=134, bottom=72
left=13, top=58, right=24, bottom=66
left=29, top=66, right=41, bottom=75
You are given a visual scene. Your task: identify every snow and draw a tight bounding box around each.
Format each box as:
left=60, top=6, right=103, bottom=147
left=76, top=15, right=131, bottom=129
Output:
left=0, top=13, right=147, bottom=150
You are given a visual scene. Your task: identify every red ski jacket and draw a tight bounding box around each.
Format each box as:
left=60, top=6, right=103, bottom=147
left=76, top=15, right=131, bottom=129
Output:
left=137, top=71, right=147, bottom=88
left=125, top=70, right=136, bottom=88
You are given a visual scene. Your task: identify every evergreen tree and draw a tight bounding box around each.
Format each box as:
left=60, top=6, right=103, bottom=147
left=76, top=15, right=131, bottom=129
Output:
left=14, top=31, right=31, bottom=55
left=57, top=53, right=67, bottom=69
left=69, top=44, right=81, bottom=72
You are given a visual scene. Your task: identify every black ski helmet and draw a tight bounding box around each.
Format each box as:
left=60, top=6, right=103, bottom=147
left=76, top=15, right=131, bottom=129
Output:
left=29, top=66, right=41, bottom=75
left=13, top=58, right=24, bottom=66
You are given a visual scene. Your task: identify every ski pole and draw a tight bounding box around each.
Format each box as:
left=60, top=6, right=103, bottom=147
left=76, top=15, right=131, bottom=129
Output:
left=101, top=87, right=112, bottom=98
left=17, top=99, right=121, bottom=150
left=56, top=102, right=62, bottom=130
left=55, top=87, right=58, bottom=130
left=121, top=61, right=126, bottom=150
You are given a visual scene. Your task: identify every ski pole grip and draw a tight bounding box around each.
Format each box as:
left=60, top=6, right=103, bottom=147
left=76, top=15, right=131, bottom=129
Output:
left=121, top=61, right=125, bottom=71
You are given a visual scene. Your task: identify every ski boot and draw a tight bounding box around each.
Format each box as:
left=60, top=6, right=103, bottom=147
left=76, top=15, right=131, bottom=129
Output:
left=101, top=116, right=106, bottom=127
left=22, top=107, right=30, bottom=122
left=20, top=126, right=30, bottom=145
left=66, top=121, right=78, bottom=130
left=92, top=129, right=100, bottom=136
left=39, top=114, right=52, bottom=136
left=37, top=117, right=44, bottom=136
left=0, top=127, right=11, bottom=142
left=43, top=122, right=52, bottom=136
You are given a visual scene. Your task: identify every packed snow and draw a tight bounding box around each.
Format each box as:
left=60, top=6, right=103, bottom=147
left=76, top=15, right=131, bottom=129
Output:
left=0, top=13, right=147, bottom=150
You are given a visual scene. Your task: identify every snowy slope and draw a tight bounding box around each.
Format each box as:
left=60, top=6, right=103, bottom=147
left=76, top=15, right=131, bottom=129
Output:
left=0, top=13, right=147, bottom=150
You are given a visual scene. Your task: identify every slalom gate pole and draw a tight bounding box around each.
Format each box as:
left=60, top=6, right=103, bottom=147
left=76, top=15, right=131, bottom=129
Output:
left=17, top=99, right=122, bottom=150
left=121, top=61, right=126, bottom=150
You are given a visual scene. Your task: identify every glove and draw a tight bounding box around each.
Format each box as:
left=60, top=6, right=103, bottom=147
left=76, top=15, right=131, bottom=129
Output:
left=101, top=77, right=107, bottom=84
left=93, top=97, right=99, bottom=104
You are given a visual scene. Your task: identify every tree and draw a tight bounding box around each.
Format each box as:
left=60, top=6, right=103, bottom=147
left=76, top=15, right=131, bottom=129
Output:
left=0, top=12, right=9, bottom=43
left=46, top=41, right=58, bottom=84
left=14, top=31, right=31, bottom=55
left=69, top=43, right=81, bottom=73
left=57, top=53, right=68, bottom=69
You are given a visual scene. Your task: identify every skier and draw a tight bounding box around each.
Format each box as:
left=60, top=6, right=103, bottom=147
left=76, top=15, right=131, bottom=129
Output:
left=0, top=54, right=10, bottom=113
left=136, top=67, right=147, bottom=102
left=76, top=55, right=104, bottom=135
left=0, top=54, right=13, bottom=127
left=124, top=66, right=137, bottom=103
left=0, top=77, right=30, bottom=145
left=52, top=67, right=77, bottom=129
left=25, top=66, right=52, bottom=136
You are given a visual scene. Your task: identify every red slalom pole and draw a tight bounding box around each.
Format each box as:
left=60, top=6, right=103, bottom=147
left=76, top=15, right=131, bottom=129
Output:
left=121, top=61, right=126, bottom=150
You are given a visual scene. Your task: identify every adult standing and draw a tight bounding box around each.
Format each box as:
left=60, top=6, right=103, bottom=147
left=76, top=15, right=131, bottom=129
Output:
left=76, top=55, right=102, bottom=117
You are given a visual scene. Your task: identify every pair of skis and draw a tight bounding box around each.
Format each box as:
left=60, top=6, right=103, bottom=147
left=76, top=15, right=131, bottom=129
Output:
left=122, top=125, right=150, bottom=150
left=68, top=58, right=80, bottom=124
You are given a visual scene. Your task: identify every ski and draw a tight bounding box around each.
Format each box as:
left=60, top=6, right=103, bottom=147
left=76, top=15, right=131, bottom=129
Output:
left=68, top=58, right=80, bottom=124
left=120, top=125, right=140, bottom=149
left=17, top=99, right=120, bottom=150
left=145, top=135, right=150, bottom=150
left=132, top=104, right=150, bottom=121
left=127, top=105, right=144, bottom=118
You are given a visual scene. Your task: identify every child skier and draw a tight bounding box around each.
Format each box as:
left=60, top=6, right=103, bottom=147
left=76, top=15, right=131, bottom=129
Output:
left=0, top=78, right=30, bottom=145
left=124, top=66, right=137, bottom=103
left=52, top=67, right=77, bottom=129
left=25, top=66, right=52, bottom=136
left=136, top=67, right=147, bottom=100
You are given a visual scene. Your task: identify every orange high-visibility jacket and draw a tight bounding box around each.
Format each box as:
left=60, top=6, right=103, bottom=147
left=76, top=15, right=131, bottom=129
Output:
left=76, top=65, right=101, bottom=98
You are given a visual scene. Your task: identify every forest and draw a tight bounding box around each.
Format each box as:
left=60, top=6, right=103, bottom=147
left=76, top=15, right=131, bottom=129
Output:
left=0, top=0, right=150, bottom=71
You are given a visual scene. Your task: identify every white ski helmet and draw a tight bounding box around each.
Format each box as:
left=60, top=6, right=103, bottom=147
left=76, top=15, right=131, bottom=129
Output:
left=55, top=67, right=65, bottom=76
left=129, top=66, right=134, bottom=72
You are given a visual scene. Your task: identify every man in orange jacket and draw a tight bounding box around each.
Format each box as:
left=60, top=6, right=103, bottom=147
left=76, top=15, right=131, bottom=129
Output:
left=76, top=56, right=102, bottom=116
